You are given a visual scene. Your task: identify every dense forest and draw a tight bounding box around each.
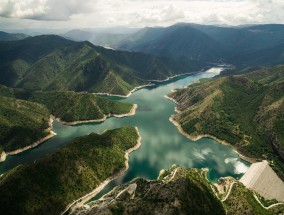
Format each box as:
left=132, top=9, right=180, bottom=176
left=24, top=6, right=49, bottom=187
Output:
left=0, top=85, right=134, bottom=152
left=0, top=126, right=139, bottom=215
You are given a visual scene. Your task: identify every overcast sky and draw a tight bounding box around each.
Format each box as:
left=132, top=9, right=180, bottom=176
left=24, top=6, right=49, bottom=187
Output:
left=0, top=0, right=283, bottom=29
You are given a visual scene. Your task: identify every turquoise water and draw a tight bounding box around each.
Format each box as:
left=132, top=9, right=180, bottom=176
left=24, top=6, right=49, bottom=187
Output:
left=0, top=68, right=249, bottom=199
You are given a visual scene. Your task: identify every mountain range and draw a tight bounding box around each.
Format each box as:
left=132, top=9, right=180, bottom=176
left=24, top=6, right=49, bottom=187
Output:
left=0, top=35, right=201, bottom=96
left=115, top=23, right=284, bottom=68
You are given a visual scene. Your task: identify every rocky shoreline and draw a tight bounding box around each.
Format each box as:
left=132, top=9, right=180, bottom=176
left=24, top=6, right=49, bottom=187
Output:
left=94, top=72, right=197, bottom=98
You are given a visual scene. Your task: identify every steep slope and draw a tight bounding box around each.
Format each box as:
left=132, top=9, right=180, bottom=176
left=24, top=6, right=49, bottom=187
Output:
left=72, top=166, right=225, bottom=215
left=168, top=65, right=284, bottom=179
left=193, top=24, right=284, bottom=54
left=0, top=35, right=77, bottom=86
left=117, top=24, right=226, bottom=62
left=0, top=35, right=201, bottom=96
left=0, top=95, right=51, bottom=152
left=116, top=23, right=284, bottom=68
left=229, top=43, right=284, bottom=68
left=63, top=29, right=128, bottom=47
left=0, top=126, right=140, bottom=215
left=0, top=31, right=27, bottom=41
left=72, top=165, right=284, bottom=215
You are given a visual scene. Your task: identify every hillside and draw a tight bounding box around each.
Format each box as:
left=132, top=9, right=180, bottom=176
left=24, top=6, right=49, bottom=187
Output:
left=0, top=126, right=140, bottom=215
left=168, top=65, right=284, bottom=179
left=0, top=31, right=27, bottom=41
left=0, top=85, right=134, bottom=123
left=72, top=165, right=284, bottom=215
left=0, top=95, right=51, bottom=152
left=117, top=24, right=226, bottom=62
left=116, top=23, right=284, bottom=68
left=0, top=85, right=134, bottom=154
left=72, top=166, right=225, bottom=215
left=63, top=29, right=128, bottom=47
left=0, top=35, right=201, bottom=96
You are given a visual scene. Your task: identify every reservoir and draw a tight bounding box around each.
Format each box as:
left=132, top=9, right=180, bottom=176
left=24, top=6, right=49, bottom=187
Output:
left=0, top=67, right=249, bottom=199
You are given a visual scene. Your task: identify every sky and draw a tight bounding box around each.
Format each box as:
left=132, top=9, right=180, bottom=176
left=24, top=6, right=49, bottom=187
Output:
left=0, top=0, right=283, bottom=30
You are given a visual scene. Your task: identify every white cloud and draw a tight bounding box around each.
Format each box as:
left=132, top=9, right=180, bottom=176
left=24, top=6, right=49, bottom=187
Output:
left=0, top=0, right=93, bottom=21
left=193, top=148, right=213, bottom=160
left=224, top=158, right=249, bottom=174
left=0, top=0, right=283, bottom=28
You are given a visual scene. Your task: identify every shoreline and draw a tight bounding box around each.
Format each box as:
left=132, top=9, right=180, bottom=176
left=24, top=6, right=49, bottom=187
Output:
left=147, top=72, right=194, bottom=83
left=57, top=104, right=138, bottom=126
left=169, top=116, right=257, bottom=164
left=94, top=84, right=154, bottom=98
left=0, top=117, right=56, bottom=162
left=164, top=94, right=178, bottom=104
left=94, top=72, right=197, bottom=98
left=61, top=127, right=142, bottom=215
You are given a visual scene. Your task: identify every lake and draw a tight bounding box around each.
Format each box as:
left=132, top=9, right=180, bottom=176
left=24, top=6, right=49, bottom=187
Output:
left=0, top=67, right=249, bottom=200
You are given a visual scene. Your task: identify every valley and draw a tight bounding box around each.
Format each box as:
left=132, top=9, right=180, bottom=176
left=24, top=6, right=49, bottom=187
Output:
left=0, top=20, right=284, bottom=215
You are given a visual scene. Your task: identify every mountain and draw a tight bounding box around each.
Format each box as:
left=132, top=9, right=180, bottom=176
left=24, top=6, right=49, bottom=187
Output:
left=0, top=35, right=202, bottom=96
left=116, top=23, right=284, bottom=68
left=229, top=43, right=284, bottom=68
left=0, top=126, right=140, bottom=215
left=192, top=24, right=284, bottom=53
left=72, top=165, right=284, bottom=215
left=73, top=166, right=225, bottom=215
left=0, top=31, right=27, bottom=41
left=117, top=24, right=226, bottom=62
left=63, top=29, right=128, bottom=47
left=168, top=65, right=284, bottom=179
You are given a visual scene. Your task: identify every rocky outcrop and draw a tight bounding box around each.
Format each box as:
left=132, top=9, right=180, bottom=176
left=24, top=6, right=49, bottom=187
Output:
left=0, top=151, right=6, bottom=162
left=71, top=166, right=225, bottom=215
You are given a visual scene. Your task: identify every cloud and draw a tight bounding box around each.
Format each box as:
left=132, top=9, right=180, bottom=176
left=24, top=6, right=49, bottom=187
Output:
left=0, top=0, right=93, bottom=21
left=224, top=158, right=249, bottom=174
left=192, top=148, right=213, bottom=160
left=0, top=0, right=283, bottom=28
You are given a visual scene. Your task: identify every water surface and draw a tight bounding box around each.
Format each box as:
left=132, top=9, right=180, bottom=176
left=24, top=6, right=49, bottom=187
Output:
left=0, top=68, right=249, bottom=199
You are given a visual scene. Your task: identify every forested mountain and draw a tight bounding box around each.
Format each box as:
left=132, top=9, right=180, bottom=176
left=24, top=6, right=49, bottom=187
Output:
left=168, top=65, right=284, bottom=179
left=117, top=24, right=226, bottom=62
left=73, top=165, right=284, bottom=215
left=0, top=35, right=201, bottom=96
left=0, top=31, right=27, bottom=41
left=115, top=23, right=284, bottom=68
left=0, top=126, right=140, bottom=215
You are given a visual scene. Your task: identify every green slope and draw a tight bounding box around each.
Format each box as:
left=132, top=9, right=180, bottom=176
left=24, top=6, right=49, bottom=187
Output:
left=116, top=23, right=284, bottom=68
left=29, top=91, right=133, bottom=123
left=72, top=166, right=225, bottom=215
left=0, top=31, right=27, bottom=41
left=0, top=85, right=133, bottom=122
left=0, top=96, right=50, bottom=152
left=0, top=35, right=201, bottom=96
left=0, top=126, right=139, bottom=215
left=73, top=165, right=284, bottom=215
left=0, top=85, right=133, bottom=152
left=168, top=65, right=284, bottom=179
left=117, top=24, right=226, bottom=62
left=223, top=181, right=284, bottom=215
